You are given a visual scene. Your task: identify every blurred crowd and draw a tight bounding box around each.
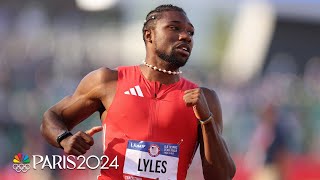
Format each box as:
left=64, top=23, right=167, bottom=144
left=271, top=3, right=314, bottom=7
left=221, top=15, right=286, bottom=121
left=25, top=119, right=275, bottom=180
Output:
left=1, top=1, right=320, bottom=180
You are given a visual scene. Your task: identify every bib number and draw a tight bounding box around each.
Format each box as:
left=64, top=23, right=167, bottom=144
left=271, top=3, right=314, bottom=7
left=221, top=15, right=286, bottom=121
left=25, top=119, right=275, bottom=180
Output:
left=123, top=140, right=179, bottom=180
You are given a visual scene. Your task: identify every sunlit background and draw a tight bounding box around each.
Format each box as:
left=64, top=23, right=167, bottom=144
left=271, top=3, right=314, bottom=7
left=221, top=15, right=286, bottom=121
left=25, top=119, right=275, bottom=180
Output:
left=1, top=0, right=320, bottom=179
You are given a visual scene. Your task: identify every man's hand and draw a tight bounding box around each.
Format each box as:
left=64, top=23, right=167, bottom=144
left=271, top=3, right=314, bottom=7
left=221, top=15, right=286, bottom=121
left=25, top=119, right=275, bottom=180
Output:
left=183, top=88, right=211, bottom=120
left=60, top=126, right=103, bottom=156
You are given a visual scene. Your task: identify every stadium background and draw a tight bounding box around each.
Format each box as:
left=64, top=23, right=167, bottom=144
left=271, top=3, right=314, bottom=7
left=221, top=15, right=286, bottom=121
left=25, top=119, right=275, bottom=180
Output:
left=1, top=0, right=320, bottom=179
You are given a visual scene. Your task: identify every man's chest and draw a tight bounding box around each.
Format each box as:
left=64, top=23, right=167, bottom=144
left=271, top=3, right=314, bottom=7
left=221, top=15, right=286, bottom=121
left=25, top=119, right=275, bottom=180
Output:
left=105, top=84, right=196, bottom=138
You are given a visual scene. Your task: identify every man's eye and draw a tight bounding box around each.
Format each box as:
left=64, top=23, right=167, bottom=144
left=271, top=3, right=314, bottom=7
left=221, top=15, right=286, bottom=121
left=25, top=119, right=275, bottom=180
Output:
left=170, top=26, right=179, bottom=30
left=188, top=31, right=194, bottom=36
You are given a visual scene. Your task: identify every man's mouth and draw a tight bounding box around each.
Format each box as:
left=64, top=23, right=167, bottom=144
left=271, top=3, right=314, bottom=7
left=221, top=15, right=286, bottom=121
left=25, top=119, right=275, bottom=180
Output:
left=175, top=44, right=191, bottom=57
left=176, top=48, right=190, bottom=57
left=182, top=47, right=189, bottom=52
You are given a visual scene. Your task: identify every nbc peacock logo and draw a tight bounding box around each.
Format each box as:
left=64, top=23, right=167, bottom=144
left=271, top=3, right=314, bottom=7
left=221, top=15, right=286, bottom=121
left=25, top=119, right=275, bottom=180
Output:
left=12, top=153, right=31, bottom=173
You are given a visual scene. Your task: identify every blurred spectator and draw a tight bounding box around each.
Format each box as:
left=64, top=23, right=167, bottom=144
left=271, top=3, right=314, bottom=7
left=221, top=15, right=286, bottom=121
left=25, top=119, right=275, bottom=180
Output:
left=245, top=103, right=300, bottom=180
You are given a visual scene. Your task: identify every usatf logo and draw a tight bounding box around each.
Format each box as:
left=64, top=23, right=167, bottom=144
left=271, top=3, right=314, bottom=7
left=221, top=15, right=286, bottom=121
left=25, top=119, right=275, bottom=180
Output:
left=148, top=144, right=160, bottom=157
left=12, top=153, right=31, bottom=173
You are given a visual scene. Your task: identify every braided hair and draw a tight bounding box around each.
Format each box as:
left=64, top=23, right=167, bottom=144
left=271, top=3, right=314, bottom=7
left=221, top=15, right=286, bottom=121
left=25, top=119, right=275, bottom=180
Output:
left=142, top=4, right=186, bottom=43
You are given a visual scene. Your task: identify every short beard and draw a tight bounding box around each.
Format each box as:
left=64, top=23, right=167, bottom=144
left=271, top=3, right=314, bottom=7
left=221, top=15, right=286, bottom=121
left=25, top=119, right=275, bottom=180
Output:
left=155, top=49, right=188, bottom=69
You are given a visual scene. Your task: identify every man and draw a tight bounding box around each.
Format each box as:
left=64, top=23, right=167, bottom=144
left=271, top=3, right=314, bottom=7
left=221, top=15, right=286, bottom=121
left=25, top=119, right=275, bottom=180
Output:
left=41, top=4, right=236, bottom=180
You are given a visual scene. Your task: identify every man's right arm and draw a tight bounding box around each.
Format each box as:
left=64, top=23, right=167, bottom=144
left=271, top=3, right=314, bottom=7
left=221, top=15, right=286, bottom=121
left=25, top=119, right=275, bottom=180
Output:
left=40, top=67, right=117, bottom=155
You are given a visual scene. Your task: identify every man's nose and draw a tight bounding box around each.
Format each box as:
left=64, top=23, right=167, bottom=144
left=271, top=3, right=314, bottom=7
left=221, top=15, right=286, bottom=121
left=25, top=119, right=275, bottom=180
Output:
left=179, top=30, right=192, bottom=43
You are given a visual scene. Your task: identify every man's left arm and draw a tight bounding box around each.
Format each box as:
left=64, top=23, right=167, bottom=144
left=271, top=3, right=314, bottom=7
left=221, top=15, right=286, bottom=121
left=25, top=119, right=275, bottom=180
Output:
left=184, top=88, right=236, bottom=179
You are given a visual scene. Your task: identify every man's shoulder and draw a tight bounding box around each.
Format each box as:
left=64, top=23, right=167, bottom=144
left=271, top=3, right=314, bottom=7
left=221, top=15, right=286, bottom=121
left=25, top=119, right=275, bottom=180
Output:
left=200, top=87, right=217, bottom=96
left=180, top=77, right=217, bottom=96
left=88, top=65, right=139, bottom=82
left=180, top=77, right=198, bottom=88
left=95, top=66, right=118, bottom=75
left=89, top=67, right=118, bottom=83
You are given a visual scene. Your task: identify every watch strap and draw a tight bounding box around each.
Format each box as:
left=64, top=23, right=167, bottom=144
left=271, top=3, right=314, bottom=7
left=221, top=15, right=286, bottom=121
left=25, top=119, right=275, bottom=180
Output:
left=56, top=131, right=72, bottom=149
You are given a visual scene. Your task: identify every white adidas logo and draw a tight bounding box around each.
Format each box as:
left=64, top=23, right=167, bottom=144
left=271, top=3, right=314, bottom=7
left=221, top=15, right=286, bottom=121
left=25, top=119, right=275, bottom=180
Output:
left=124, top=85, right=144, bottom=97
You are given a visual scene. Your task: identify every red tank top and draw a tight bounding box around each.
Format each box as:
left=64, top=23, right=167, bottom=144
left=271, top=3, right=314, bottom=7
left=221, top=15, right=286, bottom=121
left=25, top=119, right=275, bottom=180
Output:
left=98, top=66, right=199, bottom=180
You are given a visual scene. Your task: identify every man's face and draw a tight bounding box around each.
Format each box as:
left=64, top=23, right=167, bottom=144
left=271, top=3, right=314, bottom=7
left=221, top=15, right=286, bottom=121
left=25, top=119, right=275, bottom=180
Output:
left=153, top=11, right=194, bottom=68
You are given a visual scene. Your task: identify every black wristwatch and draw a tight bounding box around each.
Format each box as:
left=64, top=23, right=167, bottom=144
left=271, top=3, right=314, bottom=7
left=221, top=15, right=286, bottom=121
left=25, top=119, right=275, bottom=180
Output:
left=56, top=131, right=73, bottom=149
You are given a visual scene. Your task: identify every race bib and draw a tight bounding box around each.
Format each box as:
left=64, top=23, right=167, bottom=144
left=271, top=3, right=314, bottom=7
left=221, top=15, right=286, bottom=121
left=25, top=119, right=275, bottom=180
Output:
left=123, top=140, right=179, bottom=180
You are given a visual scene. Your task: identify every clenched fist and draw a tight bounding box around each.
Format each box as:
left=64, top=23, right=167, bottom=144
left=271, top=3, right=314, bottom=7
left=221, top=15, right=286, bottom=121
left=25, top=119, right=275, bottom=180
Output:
left=60, top=126, right=103, bottom=156
left=183, top=88, right=211, bottom=120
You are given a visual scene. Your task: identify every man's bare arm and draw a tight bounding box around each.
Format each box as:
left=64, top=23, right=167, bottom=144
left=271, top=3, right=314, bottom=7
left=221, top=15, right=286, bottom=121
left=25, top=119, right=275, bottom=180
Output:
left=40, top=67, right=117, bottom=155
left=184, top=88, right=236, bottom=179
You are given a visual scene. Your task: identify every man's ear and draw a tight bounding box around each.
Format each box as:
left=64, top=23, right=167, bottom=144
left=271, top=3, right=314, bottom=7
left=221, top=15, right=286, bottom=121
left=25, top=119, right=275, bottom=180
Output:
left=144, top=29, right=152, bottom=43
